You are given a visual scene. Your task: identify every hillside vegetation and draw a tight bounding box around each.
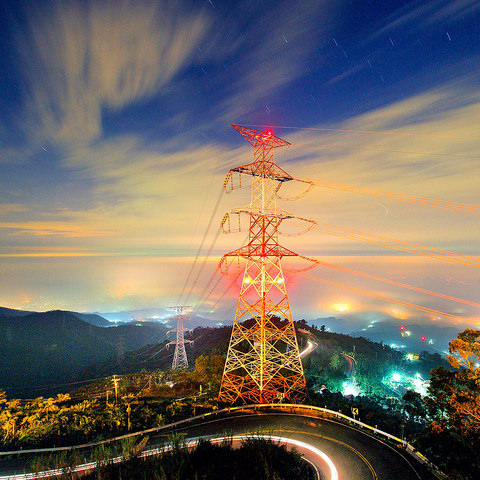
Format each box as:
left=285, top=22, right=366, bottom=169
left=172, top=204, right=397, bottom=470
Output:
left=0, top=310, right=167, bottom=397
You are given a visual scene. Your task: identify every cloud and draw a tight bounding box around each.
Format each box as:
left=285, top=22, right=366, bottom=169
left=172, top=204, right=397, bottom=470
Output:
left=214, top=1, right=340, bottom=120
left=370, top=0, right=480, bottom=40
left=266, top=81, right=480, bottom=262
left=15, top=0, right=210, bottom=145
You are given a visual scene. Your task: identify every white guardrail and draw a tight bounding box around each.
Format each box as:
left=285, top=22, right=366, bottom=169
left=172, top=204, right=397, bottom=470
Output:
left=0, top=403, right=446, bottom=479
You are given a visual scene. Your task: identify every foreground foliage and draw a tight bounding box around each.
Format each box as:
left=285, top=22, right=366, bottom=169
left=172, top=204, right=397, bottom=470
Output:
left=0, top=355, right=224, bottom=450
left=408, top=329, right=480, bottom=480
left=82, top=437, right=316, bottom=480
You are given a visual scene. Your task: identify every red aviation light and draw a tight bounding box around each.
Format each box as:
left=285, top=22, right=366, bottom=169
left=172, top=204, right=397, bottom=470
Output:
left=400, top=325, right=405, bottom=331
left=265, top=129, right=273, bottom=136
left=420, top=336, right=426, bottom=341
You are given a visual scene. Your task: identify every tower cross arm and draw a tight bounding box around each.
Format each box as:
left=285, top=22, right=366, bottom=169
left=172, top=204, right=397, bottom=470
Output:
left=229, top=162, right=294, bottom=183
left=222, top=244, right=299, bottom=259
left=231, top=124, right=291, bottom=148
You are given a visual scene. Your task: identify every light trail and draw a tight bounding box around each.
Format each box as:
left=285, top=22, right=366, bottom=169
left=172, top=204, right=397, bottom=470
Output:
left=299, top=339, right=318, bottom=358
left=0, top=435, right=338, bottom=480
left=298, top=272, right=472, bottom=323
left=275, top=429, right=376, bottom=480
left=243, top=124, right=480, bottom=141
left=303, top=179, right=480, bottom=215
left=313, top=258, right=480, bottom=308
left=311, top=221, right=480, bottom=269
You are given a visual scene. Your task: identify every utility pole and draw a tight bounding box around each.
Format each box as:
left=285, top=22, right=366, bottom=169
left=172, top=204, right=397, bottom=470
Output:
left=167, top=306, right=193, bottom=370
left=218, top=125, right=316, bottom=404
left=112, top=375, right=119, bottom=404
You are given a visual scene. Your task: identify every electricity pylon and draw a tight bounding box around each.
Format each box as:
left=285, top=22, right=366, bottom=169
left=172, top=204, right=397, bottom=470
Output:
left=218, top=124, right=315, bottom=404
left=167, top=306, right=193, bottom=370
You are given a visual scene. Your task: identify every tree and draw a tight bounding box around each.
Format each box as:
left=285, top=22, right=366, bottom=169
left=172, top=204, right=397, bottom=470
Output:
left=426, top=328, right=480, bottom=434
left=193, top=354, right=225, bottom=391
left=402, top=390, right=426, bottom=422
left=414, top=329, right=480, bottom=480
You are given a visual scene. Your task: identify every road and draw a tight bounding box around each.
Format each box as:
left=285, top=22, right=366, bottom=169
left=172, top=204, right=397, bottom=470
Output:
left=0, top=409, right=438, bottom=480
left=160, top=411, right=434, bottom=480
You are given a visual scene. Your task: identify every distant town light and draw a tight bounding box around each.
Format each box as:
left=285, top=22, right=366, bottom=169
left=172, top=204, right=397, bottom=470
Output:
left=331, top=303, right=350, bottom=312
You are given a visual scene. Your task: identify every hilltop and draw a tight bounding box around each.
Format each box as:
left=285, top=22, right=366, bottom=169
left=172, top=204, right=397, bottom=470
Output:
left=0, top=309, right=168, bottom=398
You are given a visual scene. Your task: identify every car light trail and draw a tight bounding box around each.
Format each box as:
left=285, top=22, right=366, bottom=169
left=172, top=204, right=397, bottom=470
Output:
left=217, top=435, right=339, bottom=480
left=0, top=434, right=338, bottom=480
left=300, top=339, right=317, bottom=358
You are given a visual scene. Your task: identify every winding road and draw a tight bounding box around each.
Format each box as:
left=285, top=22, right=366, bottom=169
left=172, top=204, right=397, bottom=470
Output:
left=0, top=405, right=440, bottom=480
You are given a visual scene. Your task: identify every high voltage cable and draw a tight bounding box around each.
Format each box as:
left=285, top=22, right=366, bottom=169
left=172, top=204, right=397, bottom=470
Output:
left=310, top=221, right=480, bottom=268
left=298, top=272, right=470, bottom=323
left=302, top=179, right=480, bottom=215
left=313, top=259, right=480, bottom=308
left=192, top=231, right=250, bottom=314
left=243, top=124, right=480, bottom=141
left=298, top=145, right=480, bottom=160
left=206, top=276, right=239, bottom=314
left=177, top=185, right=224, bottom=306
left=193, top=266, right=223, bottom=312
left=175, top=162, right=219, bottom=295
left=183, top=226, right=223, bottom=306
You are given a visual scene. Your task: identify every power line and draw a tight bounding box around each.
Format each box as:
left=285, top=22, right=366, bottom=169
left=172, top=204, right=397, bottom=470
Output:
left=310, top=221, right=480, bottom=268
left=177, top=185, right=224, bottom=306
left=312, top=258, right=480, bottom=308
left=303, top=179, right=480, bottom=215
left=243, top=124, right=480, bottom=141
left=298, top=272, right=471, bottom=324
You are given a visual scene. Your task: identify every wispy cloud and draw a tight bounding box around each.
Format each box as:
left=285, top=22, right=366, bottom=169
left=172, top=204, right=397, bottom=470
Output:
left=216, top=1, right=340, bottom=120
left=14, top=0, right=210, bottom=145
left=370, top=0, right=480, bottom=40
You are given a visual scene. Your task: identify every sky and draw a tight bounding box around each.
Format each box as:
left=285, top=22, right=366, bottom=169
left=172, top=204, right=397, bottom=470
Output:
left=1, top=0, right=480, bottom=332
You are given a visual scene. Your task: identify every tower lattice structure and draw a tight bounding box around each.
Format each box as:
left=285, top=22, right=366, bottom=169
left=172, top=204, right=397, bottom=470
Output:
left=167, top=306, right=193, bottom=370
left=218, top=124, right=310, bottom=404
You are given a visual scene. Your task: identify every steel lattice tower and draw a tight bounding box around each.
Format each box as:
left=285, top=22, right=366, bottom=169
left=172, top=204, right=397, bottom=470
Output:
left=167, top=306, right=193, bottom=370
left=218, top=124, right=307, bottom=404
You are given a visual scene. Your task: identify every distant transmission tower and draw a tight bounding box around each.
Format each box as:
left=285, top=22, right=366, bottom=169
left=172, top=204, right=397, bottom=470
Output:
left=167, top=306, right=193, bottom=370
left=218, top=124, right=315, bottom=404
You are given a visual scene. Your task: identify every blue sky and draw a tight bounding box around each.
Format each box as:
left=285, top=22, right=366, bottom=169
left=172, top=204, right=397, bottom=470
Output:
left=1, top=0, right=480, bottom=330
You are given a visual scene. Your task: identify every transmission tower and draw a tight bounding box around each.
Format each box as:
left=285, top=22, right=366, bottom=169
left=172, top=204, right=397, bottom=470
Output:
left=167, top=306, right=193, bottom=370
left=218, top=124, right=315, bottom=404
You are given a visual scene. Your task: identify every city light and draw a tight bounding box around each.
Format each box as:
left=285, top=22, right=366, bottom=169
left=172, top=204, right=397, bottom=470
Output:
left=342, top=381, right=361, bottom=396
left=331, top=303, right=350, bottom=312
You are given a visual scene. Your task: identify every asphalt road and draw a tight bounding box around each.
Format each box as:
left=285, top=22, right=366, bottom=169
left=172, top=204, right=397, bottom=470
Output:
left=156, top=412, right=437, bottom=480
left=0, top=410, right=439, bottom=480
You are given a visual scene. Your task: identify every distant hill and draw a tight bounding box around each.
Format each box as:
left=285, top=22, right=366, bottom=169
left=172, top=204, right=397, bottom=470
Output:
left=80, top=325, right=232, bottom=378
left=99, top=308, right=216, bottom=329
left=66, top=311, right=112, bottom=327
left=0, top=306, right=35, bottom=317
left=309, top=316, right=352, bottom=334
left=0, top=310, right=168, bottom=398
left=0, top=306, right=112, bottom=327
left=349, top=321, right=462, bottom=355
